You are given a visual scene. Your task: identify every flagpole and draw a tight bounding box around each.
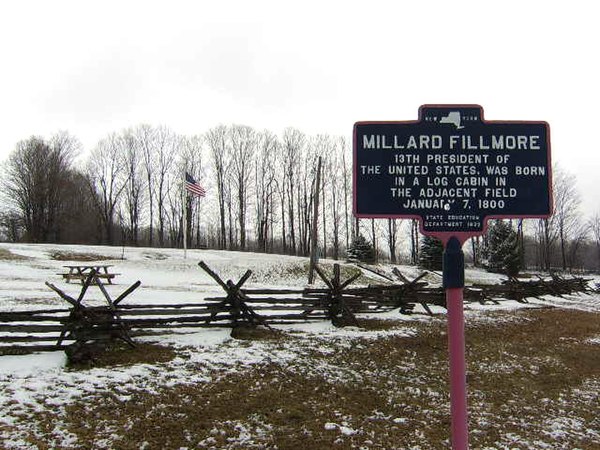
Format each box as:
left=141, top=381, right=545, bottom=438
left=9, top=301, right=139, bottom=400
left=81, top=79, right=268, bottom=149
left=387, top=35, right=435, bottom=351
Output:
left=183, top=169, right=188, bottom=260
left=183, top=171, right=206, bottom=257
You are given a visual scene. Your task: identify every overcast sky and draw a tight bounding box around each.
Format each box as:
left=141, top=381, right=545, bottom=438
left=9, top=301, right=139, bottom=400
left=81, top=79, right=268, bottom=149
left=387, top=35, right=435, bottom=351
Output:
left=0, top=0, right=598, bottom=215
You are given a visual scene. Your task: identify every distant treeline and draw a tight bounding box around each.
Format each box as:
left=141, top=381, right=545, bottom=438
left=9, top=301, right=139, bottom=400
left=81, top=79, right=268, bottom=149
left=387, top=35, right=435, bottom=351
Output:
left=1, top=125, right=599, bottom=273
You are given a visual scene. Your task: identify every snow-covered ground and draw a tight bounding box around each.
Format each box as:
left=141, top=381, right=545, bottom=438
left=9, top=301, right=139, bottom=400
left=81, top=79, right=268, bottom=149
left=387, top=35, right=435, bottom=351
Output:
left=0, top=243, right=317, bottom=309
left=1, top=242, right=599, bottom=449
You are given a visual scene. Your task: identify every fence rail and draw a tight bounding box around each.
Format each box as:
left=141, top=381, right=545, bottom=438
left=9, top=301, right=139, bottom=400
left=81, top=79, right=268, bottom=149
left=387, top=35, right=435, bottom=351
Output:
left=0, top=262, right=594, bottom=360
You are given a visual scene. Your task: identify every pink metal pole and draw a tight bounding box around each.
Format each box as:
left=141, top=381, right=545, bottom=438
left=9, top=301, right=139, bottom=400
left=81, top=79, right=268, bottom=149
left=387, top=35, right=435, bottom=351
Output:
left=447, top=287, right=468, bottom=450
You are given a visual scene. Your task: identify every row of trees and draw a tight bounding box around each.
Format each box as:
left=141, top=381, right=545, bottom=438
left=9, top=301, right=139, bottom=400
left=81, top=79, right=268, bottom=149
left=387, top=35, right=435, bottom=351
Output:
left=1, top=125, right=599, bottom=273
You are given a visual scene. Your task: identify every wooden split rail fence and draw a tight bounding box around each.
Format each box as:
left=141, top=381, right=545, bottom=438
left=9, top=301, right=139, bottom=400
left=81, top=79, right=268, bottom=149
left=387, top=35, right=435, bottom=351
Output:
left=0, top=262, right=594, bottom=359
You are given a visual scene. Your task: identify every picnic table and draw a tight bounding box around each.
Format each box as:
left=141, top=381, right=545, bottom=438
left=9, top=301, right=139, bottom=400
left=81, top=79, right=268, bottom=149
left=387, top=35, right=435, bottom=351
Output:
left=60, top=265, right=120, bottom=284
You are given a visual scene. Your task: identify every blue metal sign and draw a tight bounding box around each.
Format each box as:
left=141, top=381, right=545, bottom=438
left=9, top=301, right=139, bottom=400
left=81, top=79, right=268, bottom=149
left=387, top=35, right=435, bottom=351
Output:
left=353, top=105, right=552, bottom=235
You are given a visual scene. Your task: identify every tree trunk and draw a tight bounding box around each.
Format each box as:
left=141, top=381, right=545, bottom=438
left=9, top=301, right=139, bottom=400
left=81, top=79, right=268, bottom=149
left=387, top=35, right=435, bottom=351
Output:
left=308, top=157, right=322, bottom=284
left=371, top=219, right=377, bottom=262
left=387, top=219, right=397, bottom=264
left=239, top=183, right=246, bottom=250
left=322, top=173, right=327, bottom=259
left=342, top=149, right=350, bottom=251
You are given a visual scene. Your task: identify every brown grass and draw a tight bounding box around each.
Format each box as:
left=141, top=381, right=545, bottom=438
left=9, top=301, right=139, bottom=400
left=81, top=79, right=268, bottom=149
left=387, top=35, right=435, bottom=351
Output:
left=9, top=308, right=600, bottom=449
left=313, top=262, right=373, bottom=286
left=49, top=251, right=116, bottom=262
left=0, top=248, right=28, bottom=261
left=354, top=317, right=409, bottom=331
left=230, top=325, right=282, bottom=341
left=66, top=342, right=177, bottom=370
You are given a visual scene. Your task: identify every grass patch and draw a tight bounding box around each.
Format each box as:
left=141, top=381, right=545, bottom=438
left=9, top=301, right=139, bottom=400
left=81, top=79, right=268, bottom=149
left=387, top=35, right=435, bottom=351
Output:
left=50, top=251, right=116, bottom=262
left=466, top=308, right=600, bottom=400
left=355, top=317, right=407, bottom=331
left=263, top=261, right=373, bottom=286
left=280, top=261, right=309, bottom=278
left=66, top=342, right=177, bottom=370
left=56, top=368, right=397, bottom=450
left=230, top=325, right=283, bottom=341
left=314, top=262, right=372, bottom=285
left=9, top=308, right=600, bottom=449
left=0, top=248, right=29, bottom=261
left=0, top=347, right=36, bottom=356
left=143, top=252, right=169, bottom=260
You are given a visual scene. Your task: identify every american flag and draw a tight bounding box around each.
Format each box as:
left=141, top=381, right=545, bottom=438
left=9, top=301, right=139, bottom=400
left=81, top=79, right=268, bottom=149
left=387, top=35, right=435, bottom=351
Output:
left=185, top=172, right=206, bottom=197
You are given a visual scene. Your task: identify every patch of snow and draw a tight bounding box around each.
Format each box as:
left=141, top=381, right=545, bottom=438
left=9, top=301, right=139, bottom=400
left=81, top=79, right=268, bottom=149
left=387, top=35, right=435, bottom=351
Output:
left=138, top=327, right=232, bottom=348
left=339, top=425, right=357, bottom=436
left=0, top=351, right=66, bottom=376
left=587, top=335, right=600, bottom=345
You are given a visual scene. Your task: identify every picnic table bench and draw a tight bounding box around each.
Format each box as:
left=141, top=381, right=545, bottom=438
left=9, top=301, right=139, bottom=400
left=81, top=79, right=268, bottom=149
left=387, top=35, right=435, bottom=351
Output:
left=60, top=265, right=120, bottom=285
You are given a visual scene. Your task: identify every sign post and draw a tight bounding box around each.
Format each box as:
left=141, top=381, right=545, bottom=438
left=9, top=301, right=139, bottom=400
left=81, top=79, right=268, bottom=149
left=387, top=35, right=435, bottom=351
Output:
left=444, top=236, right=467, bottom=450
left=353, top=105, right=552, bottom=449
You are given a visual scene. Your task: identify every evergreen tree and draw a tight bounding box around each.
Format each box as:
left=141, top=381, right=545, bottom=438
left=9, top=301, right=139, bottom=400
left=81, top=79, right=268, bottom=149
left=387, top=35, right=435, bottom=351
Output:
left=486, top=220, right=522, bottom=276
left=419, top=235, right=443, bottom=270
left=347, top=234, right=375, bottom=263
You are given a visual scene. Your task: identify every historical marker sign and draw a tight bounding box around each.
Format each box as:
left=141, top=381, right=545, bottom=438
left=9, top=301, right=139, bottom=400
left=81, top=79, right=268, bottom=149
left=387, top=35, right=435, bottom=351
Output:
left=354, top=105, right=552, bottom=238
left=354, top=104, right=552, bottom=450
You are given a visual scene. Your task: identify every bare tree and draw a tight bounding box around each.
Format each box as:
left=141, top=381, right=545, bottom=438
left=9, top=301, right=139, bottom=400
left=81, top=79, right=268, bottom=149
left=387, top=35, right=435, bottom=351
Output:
left=87, top=133, right=129, bottom=244
left=296, top=137, right=319, bottom=256
left=0, top=211, right=24, bottom=242
left=386, top=219, right=399, bottom=263
left=165, top=179, right=183, bottom=247
left=409, top=219, right=419, bottom=265
left=179, top=135, right=206, bottom=248
left=60, top=171, right=100, bottom=244
left=313, top=135, right=336, bottom=259
left=370, top=219, right=379, bottom=262
left=121, top=129, right=145, bottom=245
left=206, top=125, right=231, bottom=249
left=230, top=125, right=256, bottom=251
left=3, top=133, right=80, bottom=242
left=340, top=137, right=352, bottom=250
left=136, top=124, right=157, bottom=246
left=469, top=237, right=480, bottom=267
left=325, top=138, right=346, bottom=260
left=226, top=176, right=236, bottom=249
left=535, top=217, right=558, bottom=271
left=552, top=166, right=582, bottom=270
left=590, top=212, right=600, bottom=271
left=153, top=126, right=179, bottom=247
left=566, top=222, right=589, bottom=271
left=274, top=175, right=287, bottom=253
left=50, top=130, right=81, bottom=158
left=282, top=128, right=304, bottom=254
left=254, top=130, right=279, bottom=252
